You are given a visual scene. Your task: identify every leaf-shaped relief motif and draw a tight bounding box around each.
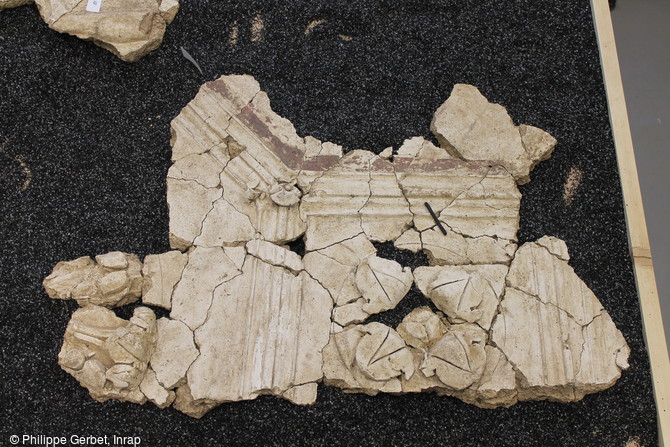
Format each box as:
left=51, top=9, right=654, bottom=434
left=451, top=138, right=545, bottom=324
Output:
left=415, top=265, right=507, bottom=330
left=354, top=323, right=415, bottom=382
left=421, top=323, right=487, bottom=390
left=355, top=256, right=413, bottom=315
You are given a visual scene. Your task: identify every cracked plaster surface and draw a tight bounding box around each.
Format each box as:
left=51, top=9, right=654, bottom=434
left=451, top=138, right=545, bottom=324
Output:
left=44, top=75, right=629, bottom=417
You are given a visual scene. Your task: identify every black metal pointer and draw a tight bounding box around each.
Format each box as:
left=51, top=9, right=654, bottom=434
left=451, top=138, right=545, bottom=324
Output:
left=424, top=202, right=448, bottom=235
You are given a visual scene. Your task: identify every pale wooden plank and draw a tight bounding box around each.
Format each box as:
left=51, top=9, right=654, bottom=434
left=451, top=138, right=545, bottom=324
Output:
left=591, top=0, right=670, bottom=444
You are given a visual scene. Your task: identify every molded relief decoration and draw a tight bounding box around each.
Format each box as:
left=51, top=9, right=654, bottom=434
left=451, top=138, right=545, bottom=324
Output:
left=44, top=76, right=628, bottom=417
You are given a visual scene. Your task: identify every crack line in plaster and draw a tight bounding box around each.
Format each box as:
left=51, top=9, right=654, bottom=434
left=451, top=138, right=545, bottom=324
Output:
left=504, top=284, right=585, bottom=327
left=192, top=190, right=226, bottom=244
left=304, top=232, right=366, bottom=254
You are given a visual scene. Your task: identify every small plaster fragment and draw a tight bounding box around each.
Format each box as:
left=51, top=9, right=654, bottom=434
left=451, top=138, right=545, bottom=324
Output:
left=44, top=252, right=142, bottom=308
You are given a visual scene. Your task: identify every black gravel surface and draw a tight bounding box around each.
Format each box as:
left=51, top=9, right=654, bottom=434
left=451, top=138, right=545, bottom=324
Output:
left=0, top=1, right=657, bottom=446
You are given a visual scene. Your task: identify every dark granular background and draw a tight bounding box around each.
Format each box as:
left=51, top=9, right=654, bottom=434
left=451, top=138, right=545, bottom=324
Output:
left=0, top=1, right=658, bottom=446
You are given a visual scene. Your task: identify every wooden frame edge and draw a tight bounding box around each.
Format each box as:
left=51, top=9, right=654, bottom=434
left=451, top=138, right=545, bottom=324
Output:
left=591, top=0, right=670, bottom=444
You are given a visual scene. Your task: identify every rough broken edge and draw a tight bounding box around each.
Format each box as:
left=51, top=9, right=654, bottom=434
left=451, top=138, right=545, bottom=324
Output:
left=591, top=0, right=670, bottom=443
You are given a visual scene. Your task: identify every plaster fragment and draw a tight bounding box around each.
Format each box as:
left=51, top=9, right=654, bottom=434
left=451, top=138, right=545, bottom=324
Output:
left=355, top=256, right=413, bottom=315
left=519, top=124, right=557, bottom=171
left=185, top=256, right=331, bottom=408
left=491, top=239, right=630, bottom=402
left=170, top=247, right=241, bottom=330
left=150, top=318, right=199, bottom=390
left=414, top=265, right=508, bottom=330
left=0, top=0, right=33, bottom=10
left=396, top=306, right=448, bottom=350
left=44, top=252, right=142, bottom=308
left=246, top=239, right=303, bottom=273
left=58, top=306, right=156, bottom=404
left=421, top=323, right=487, bottom=390
left=34, top=0, right=180, bottom=62
left=140, top=368, right=176, bottom=408
left=142, top=251, right=188, bottom=310
left=431, top=84, right=555, bottom=184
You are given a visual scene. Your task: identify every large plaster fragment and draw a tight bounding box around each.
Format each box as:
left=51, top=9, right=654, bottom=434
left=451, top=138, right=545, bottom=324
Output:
left=168, top=75, right=309, bottom=249
left=44, top=251, right=142, bottom=308
left=58, top=305, right=157, bottom=404
left=324, top=236, right=629, bottom=407
left=431, top=84, right=555, bottom=184
left=491, top=237, right=630, bottom=401
left=169, top=75, right=523, bottom=257
left=45, top=75, right=629, bottom=416
left=34, top=0, right=179, bottom=62
left=187, top=245, right=332, bottom=405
